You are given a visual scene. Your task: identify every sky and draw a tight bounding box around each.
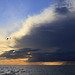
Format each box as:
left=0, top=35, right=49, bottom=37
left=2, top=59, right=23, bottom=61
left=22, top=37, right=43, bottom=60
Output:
left=0, top=0, right=75, bottom=65
left=0, top=0, right=55, bottom=28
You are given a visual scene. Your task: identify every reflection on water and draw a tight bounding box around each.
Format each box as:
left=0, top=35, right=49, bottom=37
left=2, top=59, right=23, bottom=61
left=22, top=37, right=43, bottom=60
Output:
left=0, top=65, right=75, bottom=75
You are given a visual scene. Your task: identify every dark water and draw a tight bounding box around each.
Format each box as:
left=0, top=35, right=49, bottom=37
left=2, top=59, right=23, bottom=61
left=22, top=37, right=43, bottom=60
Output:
left=0, top=65, right=75, bottom=75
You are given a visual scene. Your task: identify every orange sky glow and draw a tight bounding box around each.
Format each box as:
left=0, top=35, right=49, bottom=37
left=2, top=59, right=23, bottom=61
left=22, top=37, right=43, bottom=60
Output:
left=0, top=58, right=75, bottom=65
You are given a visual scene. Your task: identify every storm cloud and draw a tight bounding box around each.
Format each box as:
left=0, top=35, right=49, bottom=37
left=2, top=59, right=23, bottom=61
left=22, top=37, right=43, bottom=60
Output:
left=1, top=1, right=75, bottom=61
left=0, top=48, right=40, bottom=59
left=13, top=6, right=75, bottom=53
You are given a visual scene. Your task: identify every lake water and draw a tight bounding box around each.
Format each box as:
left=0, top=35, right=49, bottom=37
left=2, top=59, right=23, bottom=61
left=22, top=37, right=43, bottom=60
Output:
left=0, top=65, right=75, bottom=75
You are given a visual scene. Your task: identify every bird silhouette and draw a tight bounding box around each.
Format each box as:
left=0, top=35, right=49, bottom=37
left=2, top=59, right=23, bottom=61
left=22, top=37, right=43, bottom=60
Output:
left=6, top=38, right=8, bottom=40
left=6, top=37, right=11, bottom=40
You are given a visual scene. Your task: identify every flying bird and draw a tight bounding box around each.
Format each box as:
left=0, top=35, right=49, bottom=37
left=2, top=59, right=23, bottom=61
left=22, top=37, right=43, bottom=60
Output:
left=6, top=37, right=11, bottom=40
left=6, top=38, right=8, bottom=40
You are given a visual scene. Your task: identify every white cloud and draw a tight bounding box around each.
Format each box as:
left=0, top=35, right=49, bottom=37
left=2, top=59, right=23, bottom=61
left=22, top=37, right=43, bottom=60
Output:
left=9, top=5, right=56, bottom=47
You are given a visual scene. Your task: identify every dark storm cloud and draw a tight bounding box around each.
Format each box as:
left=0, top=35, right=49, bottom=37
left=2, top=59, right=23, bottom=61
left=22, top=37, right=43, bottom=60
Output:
left=1, top=2, right=75, bottom=62
left=28, top=51, right=75, bottom=62
left=14, top=10, right=75, bottom=53
left=0, top=48, right=40, bottom=59
left=10, top=6, right=75, bottom=61
left=55, top=7, right=69, bottom=14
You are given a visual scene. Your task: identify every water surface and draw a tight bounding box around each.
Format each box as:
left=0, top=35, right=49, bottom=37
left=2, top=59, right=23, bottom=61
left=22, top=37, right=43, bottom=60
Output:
left=0, top=65, right=75, bottom=75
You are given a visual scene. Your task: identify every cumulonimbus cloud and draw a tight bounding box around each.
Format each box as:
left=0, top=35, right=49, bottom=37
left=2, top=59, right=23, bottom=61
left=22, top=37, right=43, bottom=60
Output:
left=1, top=0, right=75, bottom=62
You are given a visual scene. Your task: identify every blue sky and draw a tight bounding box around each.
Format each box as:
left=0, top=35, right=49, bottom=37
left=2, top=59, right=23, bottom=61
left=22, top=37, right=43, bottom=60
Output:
left=0, top=0, right=56, bottom=28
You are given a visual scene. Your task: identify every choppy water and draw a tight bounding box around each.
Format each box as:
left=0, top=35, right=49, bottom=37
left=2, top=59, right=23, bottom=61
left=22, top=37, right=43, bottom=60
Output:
left=0, top=65, right=74, bottom=75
